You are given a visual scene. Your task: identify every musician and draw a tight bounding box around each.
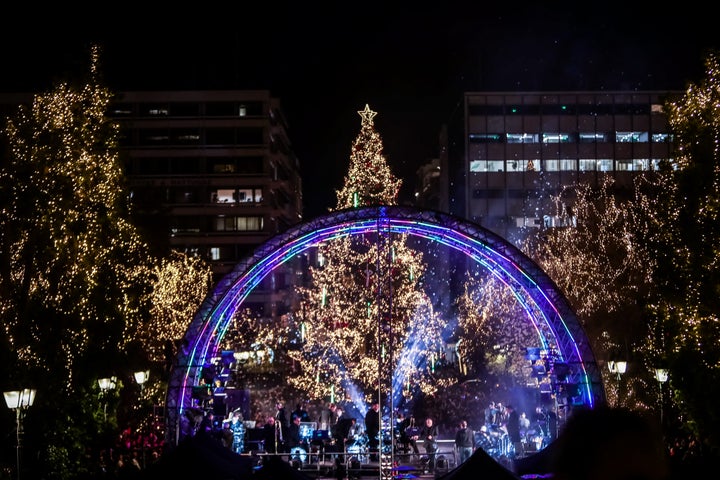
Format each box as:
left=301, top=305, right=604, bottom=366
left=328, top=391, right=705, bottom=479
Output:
left=364, top=400, right=381, bottom=461
left=263, top=416, right=281, bottom=453
left=455, top=420, right=475, bottom=464
left=546, top=407, right=558, bottom=442
left=275, top=401, right=289, bottom=437
left=419, top=416, right=439, bottom=473
left=228, top=410, right=246, bottom=454
left=286, top=414, right=304, bottom=461
left=398, top=413, right=420, bottom=460
left=520, top=412, right=530, bottom=430
left=319, top=401, right=339, bottom=431
left=334, top=417, right=357, bottom=449
left=505, top=404, right=522, bottom=457
left=532, top=405, right=547, bottom=436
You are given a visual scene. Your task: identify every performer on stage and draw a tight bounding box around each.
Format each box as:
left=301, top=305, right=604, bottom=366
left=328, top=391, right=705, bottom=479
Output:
left=398, top=413, right=420, bottom=460
left=364, top=400, right=381, bottom=461
left=420, top=416, right=439, bottom=473
left=229, top=410, right=246, bottom=454
left=455, top=420, right=475, bottom=464
left=287, top=414, right=303, bottom=450
left=263, top=416, right=281, bottom=454
left=274, top=401, right=289, bottom=448
left=505, top=404, right=522, bottom=457
left=286, top=414, right=306, bottom=463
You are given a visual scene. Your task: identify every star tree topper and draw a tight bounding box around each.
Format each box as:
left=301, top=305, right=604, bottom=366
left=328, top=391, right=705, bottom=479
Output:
left=358, top=103, right=377, bottom=125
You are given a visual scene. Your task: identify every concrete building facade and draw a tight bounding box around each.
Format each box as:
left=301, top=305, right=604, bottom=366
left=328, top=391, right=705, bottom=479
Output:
left=443, top=91, right=681, bottom=244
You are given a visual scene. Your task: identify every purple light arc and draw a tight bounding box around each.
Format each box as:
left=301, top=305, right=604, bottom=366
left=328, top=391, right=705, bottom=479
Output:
left=164, top=206, right=605, bottom=445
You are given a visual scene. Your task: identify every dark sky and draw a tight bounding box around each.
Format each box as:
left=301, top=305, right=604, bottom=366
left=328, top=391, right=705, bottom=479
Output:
left=1, top=6, right=717, bottom=219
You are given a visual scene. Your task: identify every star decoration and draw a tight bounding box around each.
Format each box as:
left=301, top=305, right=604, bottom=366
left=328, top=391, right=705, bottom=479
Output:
left=358, top=104, right=377, bottom=124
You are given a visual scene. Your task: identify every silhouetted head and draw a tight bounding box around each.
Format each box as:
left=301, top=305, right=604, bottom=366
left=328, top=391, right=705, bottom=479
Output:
left=551, top=406, right=669, bottom=480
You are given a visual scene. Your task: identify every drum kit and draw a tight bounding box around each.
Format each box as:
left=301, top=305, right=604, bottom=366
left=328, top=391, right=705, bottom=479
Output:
left=475, top=422, right=548, bottom=459
left=346, top=439, right=369, bottom=464
left=290, top=422, right=318, bottom=465
left=523, top=422, right=547, bottom=452
left=345, top=425, right=369, bottom=463
left=289, top=422, right=342, bottom=466
left=474, top=424, right=511, bottom=457
left=290, top=446, right=308, bottom=463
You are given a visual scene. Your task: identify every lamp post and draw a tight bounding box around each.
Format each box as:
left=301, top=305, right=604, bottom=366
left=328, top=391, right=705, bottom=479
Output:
left=98, top=377, right=117, bottom=422
left=607, top=360, right=627, bottom=380
left=134, top=370, right=150, bottom=393
left=608, top=359, right=627, bottom=406
left=655, top=368, right=669, bottom=425
left=4, top=388, right=37, bottom=480
left=134, top=371, right=150, bottom=469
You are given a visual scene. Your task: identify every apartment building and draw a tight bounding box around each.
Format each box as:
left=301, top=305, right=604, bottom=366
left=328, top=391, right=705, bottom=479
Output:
left=442, top=91, right=681, bottom=244
left=106, top=90, right=304, bottom=317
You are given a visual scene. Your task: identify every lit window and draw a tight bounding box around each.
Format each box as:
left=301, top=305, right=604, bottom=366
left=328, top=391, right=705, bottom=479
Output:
left=470, top=160, right=484, bottom=172
left=542, top=133, right=571, bottom=143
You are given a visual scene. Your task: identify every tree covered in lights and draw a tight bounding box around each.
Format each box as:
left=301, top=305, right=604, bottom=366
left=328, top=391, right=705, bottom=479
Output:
left=287, top=105, right=446, bottom=407
left=455, top=276, right=543, bottom=388
left=516, top=177, right=657, bottom=408
left=143, top=250, right=214, bottom=368
left=635, top=51, right=720, bottom=457
left=0, top=47, right=155, bottom=476
left=0, top=47, right=213, bottom=477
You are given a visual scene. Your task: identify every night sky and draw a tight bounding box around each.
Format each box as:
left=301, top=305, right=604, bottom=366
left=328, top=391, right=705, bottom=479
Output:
left=1, top=5, right=717, bottom=219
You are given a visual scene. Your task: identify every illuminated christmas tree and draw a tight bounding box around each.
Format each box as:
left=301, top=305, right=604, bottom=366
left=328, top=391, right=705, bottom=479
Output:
left=515, top=177, right=656, bottom=406
left=0, top=46, right=214, bottom=475
left=143, top=250, right=214, bottom=366
left=0, top=46, right=159, bottom=474
left=335, top=104, right=402, bottom=208
left=456, top=276, right=540, bottom=384
left=635, top=51, right=720, bottom=454
left=0, top=47, right=154, bottom=388
left=287, top=105, right=445, bottom=408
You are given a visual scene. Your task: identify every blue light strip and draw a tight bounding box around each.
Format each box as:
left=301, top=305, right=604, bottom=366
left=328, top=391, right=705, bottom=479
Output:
left=178, top=216, right=592, bottom=413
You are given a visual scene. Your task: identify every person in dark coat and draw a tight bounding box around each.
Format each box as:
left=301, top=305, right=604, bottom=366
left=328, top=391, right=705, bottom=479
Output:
left=364, top=401, right=381, bottom=461
left=274, top=401, right=290, bottom=448
left=420, top=416, right=439, bottom=473
left=505, top=405, right=522, bottom=457
left=286, top=414, right=303, bottom=450
left=455, top=420, right=475, bottom=464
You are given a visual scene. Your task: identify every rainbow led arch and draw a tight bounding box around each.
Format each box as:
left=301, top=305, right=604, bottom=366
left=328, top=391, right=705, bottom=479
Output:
left=165, top=206, right=605, bottom=444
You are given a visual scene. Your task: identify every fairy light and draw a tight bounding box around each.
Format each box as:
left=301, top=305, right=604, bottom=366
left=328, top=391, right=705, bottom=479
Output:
left=280, top=105, right=442, bottom=402
left=142, top=251, right=213, bottom=362
left=0, top=46, right=156, bottom=390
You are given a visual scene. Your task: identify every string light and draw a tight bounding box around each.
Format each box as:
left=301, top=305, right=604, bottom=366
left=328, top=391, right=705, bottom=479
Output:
left=222, top=105, right=445, bottom=404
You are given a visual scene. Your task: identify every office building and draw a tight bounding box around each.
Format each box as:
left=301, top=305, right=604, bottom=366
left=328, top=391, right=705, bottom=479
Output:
left=108, top=90, right=304, bottom=316
left=0, top=88, right=303, bottom=290
left=442, top=91, right=681, bottom=244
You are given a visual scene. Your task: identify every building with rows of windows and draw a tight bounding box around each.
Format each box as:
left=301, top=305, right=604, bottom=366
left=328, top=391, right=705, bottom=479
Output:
left=108, top=91, right=302, bottom=275
left=107, top=90, right=305, bottom=318
left=0, top=89, right=306, bottom=321
left=440, top=91, right=682, bottom=244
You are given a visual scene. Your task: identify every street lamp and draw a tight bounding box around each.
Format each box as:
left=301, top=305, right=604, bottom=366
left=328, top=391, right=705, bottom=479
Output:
left=608, top=360, right=627, bottom=380
left=98, top=376, right=117, bottom=422
left=4, top=388, right=37, bottom=480
left=655, top=368, right=669, bottom=424
left=134, top=370, right=150, bottom=393
left=134, top=371, right=150, bottom=469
